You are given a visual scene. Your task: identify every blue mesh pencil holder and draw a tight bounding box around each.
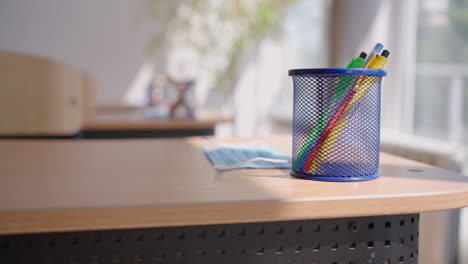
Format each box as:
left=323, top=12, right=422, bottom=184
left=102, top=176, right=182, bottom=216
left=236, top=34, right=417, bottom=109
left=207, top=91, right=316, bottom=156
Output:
left=289, top=68, right=386, bottom=182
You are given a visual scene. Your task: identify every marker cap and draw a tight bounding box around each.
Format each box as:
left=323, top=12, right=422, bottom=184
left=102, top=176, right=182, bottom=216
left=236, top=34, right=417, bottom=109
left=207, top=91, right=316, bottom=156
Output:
left=374, top=43, right=384, bottom=53
left=381, top=50, right=390, bottom=58
left=359, top=52, right=367, bottom=59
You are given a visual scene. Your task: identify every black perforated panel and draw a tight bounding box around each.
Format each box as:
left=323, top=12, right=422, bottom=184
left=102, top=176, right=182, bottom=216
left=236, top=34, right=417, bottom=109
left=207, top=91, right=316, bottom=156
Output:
left=0, top=214, right=418, bottom=264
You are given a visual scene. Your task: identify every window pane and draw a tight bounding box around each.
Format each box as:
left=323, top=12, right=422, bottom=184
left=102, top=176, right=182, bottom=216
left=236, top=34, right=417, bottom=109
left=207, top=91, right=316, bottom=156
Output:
left=464, top=79, right=468, bottom=145
left=415, top=0, right=468, bottom=142
left=414, top=76, right=450, bottom=140
left=417, top=0, right=468, bottom=63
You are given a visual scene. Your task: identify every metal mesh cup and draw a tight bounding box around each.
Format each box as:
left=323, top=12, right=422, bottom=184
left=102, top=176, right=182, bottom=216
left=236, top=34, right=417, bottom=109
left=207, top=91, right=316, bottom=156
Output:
left=289, top=68, right=386, bottom=181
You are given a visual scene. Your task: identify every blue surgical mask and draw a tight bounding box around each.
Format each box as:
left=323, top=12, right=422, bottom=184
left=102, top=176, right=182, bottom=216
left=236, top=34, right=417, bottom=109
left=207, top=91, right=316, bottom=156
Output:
left=202, top=139, right=292, bottom=170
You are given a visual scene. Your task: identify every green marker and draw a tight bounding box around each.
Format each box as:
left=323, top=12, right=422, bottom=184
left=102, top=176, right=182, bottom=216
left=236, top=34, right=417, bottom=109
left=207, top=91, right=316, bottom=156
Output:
left=335, top=52, right=367, bottom=97
left=294, top=52, right=367, bottom=170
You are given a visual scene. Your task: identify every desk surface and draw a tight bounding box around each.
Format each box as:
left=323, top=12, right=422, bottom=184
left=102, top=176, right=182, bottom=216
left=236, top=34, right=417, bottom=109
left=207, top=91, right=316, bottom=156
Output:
left=1, top=135, right=468, bottom=235
left=83, top=107, right=231, bottom=131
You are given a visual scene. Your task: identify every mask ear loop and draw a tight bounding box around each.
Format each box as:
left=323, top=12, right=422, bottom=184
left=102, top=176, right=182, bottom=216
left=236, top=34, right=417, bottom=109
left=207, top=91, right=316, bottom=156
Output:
left=202, top=137, right=290, bottom=171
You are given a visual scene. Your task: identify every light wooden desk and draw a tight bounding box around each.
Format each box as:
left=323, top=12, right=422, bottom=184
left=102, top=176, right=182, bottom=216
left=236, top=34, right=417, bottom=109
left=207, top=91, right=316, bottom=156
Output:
left=83, top=106, right=232, bottom=138
left=1, top=135, right=467, bottom=263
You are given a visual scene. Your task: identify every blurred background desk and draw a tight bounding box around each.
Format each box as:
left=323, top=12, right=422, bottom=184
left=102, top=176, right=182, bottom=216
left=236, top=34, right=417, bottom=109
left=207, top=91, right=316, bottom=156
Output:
left=83, top=105, right=232, bottom=138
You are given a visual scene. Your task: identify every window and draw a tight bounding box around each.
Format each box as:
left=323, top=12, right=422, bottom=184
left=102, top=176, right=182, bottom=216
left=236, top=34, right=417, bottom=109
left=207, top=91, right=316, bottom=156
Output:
left=414, top=0, right=468, bottom=145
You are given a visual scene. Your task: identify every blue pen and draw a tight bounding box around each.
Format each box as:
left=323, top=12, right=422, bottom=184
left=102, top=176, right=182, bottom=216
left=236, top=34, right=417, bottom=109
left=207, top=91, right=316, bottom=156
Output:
left=363, top=43, right=383, bottom=67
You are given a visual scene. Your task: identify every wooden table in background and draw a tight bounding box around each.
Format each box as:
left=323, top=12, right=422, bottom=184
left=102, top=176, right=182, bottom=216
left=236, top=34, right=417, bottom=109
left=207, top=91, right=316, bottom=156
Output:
left=83, top=105, right=232, bottom=138
left=1, top=135, right=467, bottom=263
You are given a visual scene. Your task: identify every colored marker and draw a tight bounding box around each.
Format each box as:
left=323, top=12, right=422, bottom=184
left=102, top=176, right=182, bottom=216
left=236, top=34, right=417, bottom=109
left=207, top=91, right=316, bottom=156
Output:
left=363, top=43, right=383, bottom=67
left=366, top=50, right=389, bottom=69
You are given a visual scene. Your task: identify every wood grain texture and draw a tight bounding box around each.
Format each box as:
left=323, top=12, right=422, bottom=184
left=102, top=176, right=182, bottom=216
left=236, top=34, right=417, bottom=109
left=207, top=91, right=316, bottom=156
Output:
left=0, top=51, right=84, bottom=136
left=0, top=135, right=467, bottom=235
left=83, top=108, right=232, bottom=131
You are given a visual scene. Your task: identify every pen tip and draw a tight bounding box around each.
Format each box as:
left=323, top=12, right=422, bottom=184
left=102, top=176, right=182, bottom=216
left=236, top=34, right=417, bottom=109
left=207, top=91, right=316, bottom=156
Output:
left=381, top=50, right=390, bottom=58
left=359, top=52, right=367, bottom=59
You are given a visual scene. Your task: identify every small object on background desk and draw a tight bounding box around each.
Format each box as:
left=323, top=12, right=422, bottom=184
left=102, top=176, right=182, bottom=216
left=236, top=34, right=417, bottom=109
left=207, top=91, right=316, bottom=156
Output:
left=203, top=138, right=292, bottom=170
left=147, top=74, right=168, bottom=107
left=168, top=78, right=195, bottom=120
left=143, top=73, right=196, bottom=120
left=144, top=74, right=171, bottom=119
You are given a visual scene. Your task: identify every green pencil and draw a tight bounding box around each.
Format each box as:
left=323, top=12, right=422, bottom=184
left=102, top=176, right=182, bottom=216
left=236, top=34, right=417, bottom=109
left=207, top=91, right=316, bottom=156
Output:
left=294, top=52, right=367, bottom=170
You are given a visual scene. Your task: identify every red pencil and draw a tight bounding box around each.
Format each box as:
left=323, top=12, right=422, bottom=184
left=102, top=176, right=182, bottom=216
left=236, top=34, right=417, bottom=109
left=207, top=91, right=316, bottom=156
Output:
left=302, top=89, right=356, bottom=171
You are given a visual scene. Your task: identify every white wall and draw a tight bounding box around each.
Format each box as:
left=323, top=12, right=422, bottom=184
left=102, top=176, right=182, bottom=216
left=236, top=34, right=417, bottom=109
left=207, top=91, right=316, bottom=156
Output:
left=0, top=0, right=157, bottom=104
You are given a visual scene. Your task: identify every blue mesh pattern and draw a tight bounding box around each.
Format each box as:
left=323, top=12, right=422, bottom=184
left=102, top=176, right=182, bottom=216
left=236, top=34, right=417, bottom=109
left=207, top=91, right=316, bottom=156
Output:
left=290, top=71, right=384, bottom=181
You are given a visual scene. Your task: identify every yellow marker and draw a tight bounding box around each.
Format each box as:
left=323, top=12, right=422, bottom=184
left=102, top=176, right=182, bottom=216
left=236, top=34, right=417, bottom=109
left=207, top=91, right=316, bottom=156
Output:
left=365, top=55, right=379, bottom=68
left=351, top=52, right=388, bottom=102
left=366, top=55, right=387, bottom=69
left=308, top=51, right=389, bottom=173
